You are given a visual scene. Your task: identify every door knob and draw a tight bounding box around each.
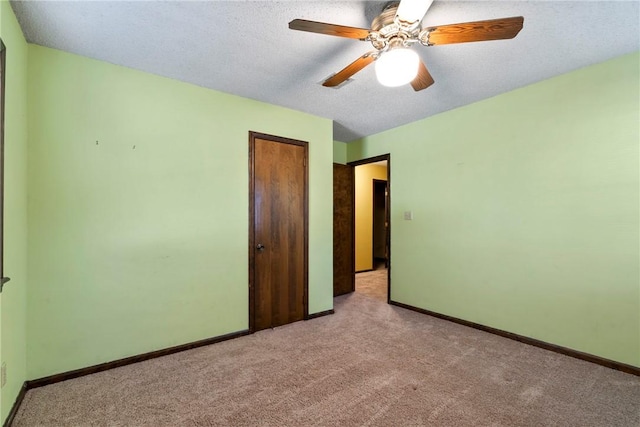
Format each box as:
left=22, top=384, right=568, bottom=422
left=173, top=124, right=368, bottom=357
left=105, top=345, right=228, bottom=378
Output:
left=256, top=243, right=265, bottom=251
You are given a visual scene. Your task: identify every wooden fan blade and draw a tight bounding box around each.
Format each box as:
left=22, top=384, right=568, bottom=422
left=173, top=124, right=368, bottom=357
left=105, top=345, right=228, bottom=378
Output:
left=289, top=19, right=370, bottom=40
left=411, top=61, right=434, bottom=91
left=426, top=16, right=524, bottom=45
left=323, top=52, right=377, bottom=87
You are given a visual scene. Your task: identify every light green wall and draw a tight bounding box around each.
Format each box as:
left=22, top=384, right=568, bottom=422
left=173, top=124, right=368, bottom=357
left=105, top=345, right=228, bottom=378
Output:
left=0, top=0, right=28, bottom=423
left=333, top=140, right=347, bottom=164
left=348, top=52, right=640, bottom=367
left=27, top=45, right=333, bottom=379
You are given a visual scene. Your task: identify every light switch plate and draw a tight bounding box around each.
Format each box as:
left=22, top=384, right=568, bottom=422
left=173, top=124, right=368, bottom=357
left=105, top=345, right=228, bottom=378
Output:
left=404, top=211, right=413, bottom=220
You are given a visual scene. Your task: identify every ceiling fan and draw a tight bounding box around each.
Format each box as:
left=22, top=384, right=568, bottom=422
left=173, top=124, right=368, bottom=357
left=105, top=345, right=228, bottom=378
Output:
left=289, top=0, right=524, bottom=91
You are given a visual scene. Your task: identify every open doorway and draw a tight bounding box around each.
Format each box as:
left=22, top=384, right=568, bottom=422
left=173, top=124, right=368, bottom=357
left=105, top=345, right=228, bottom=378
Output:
left=372, top=179, right=388, bottom=271
left=351, top=155, right=390, bottom=303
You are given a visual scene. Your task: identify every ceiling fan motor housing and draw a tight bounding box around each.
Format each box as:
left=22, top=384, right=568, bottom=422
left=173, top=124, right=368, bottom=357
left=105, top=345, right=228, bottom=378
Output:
left=370, top=2, right=421, bottom=51
left=371, top=2, right=401, bottom=31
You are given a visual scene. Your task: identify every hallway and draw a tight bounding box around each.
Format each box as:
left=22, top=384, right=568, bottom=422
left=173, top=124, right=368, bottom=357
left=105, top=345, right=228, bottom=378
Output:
left=355, top=269, right=387, bottom=302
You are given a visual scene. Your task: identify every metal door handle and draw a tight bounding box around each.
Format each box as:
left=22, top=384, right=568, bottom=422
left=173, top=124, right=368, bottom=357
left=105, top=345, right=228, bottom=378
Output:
left=256, top=243, right=265, bottom=251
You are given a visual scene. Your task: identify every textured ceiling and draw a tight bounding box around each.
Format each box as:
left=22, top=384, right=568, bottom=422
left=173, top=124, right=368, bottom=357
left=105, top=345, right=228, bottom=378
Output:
left=10, top=1, right=640, bottom=142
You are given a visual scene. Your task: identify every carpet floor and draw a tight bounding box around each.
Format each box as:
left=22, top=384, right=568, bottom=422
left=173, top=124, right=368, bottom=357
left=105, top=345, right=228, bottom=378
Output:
left=13, top=269, right=640, bottom=426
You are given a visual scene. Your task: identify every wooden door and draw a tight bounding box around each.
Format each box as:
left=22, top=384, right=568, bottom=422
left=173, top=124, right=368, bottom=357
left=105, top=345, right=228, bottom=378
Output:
left=0, top=39, right=7, bottom=292
left=333, top=163, right=355, bottom=296
left=249, top=132, right=308, bottom=332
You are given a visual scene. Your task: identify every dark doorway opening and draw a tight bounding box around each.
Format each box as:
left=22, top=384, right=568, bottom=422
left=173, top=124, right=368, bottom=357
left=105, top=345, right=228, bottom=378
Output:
left=372, top=179, right=388, bottom=270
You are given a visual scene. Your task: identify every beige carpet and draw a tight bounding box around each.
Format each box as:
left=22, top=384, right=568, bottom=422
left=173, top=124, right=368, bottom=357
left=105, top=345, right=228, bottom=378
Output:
left=13, top=270, right=640, bottom=426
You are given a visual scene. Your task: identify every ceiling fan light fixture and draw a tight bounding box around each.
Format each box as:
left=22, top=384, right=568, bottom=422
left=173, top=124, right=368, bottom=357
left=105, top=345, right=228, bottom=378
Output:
left=375, top=47, right=419, bottom=87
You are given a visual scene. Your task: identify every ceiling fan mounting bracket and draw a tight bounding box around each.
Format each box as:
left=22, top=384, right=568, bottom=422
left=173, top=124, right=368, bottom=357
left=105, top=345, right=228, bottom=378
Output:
left=369, top=31, right=386, bottom=50
left=418, top=29, right=433, bottom=46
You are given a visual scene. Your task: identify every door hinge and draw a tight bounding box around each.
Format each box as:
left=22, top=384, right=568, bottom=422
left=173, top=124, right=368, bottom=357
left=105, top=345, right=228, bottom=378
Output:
left=303, top=158, right=306, bottom=167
